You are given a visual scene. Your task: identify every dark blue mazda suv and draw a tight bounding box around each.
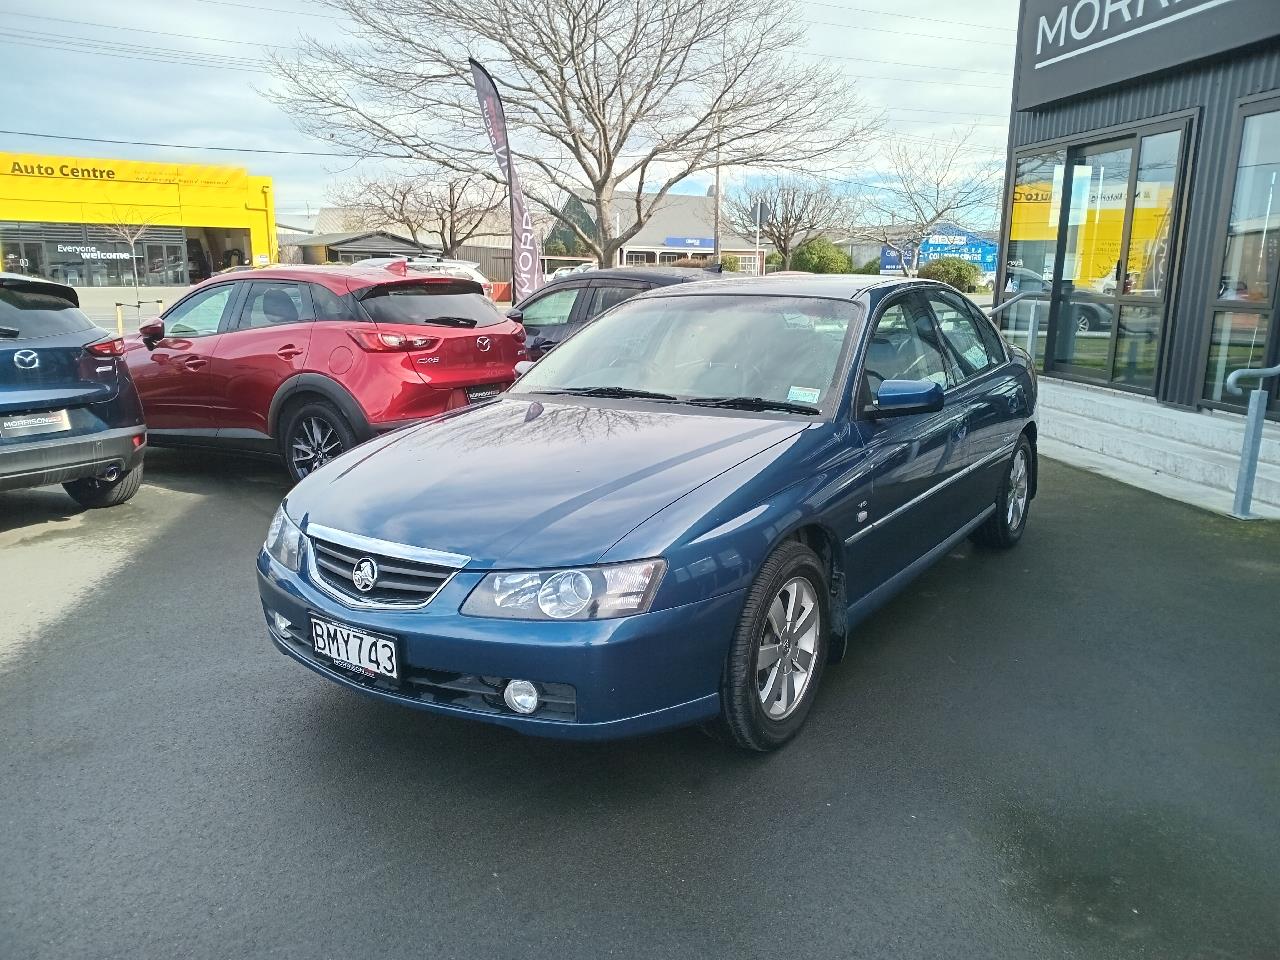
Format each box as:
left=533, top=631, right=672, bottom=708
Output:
left=257, top=276, right=1037, bottom=751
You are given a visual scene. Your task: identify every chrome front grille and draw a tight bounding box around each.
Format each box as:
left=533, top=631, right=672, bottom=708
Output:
left=305, top=524, right=467, bottom=608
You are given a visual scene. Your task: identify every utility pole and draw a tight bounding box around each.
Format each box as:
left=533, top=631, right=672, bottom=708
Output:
left=712, top=128, right=722, bottom=266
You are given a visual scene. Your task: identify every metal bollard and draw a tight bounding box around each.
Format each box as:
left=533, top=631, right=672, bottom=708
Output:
left=114, top=303, right=125, bottom=337
left=1227, top=362, right=1280, bottom=519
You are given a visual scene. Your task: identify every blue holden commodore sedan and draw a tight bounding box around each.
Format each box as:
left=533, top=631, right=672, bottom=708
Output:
left=257, top=276, right=1037, bottom=751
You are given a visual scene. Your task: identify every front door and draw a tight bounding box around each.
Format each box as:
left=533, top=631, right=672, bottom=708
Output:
left=844, top=292, right=971, bottom=599
left=1050, top=127, right=1186, bottom=391
left=126, top=282, right=238, bottom=433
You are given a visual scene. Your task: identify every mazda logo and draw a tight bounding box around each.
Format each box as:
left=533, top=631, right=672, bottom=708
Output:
left=351, top=557, right=378, bottom=593
left=13, top=350, right=39, bottom=370
left=475, top=336, right=491, bottom=352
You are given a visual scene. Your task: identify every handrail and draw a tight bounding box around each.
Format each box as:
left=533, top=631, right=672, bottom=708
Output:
left=1226, top=362, right=1280, bottom=396
left=986, top=291, right=1031, bottom=318
left=1225, top=362, right=1279, bottom=519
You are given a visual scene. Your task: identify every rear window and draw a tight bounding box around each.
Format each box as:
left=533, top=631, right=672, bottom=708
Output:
left=360, top=282, right=504, bottom=327
left=0, top=285, right=95, bottom=340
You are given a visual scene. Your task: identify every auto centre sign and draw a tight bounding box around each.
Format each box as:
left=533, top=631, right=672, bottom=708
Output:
left=881, top=231, right=998, bottom=274
left=1015, top=0, right=1280, bottom=110
left=663, top=236, right=714, bottom=249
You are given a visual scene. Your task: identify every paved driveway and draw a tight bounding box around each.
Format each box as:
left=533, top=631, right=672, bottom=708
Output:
left=2, top=451, right=1276, bottom=960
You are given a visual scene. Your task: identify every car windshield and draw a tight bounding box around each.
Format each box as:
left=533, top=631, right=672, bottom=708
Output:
left=511, top=293, right=861, bottom=411
left=360, top=281, right=504, bottom=327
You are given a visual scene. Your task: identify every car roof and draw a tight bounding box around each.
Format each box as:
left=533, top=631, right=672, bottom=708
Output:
left=635, top=273, right=920, bottom=300
left=190, top=264, right=472, bottom=294
left=546, top=265, right=741, bottom=287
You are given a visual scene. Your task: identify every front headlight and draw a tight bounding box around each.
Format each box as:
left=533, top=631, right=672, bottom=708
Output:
left=461, top=559, right=666, bottom=621
left=264, top=503, right=306, bottom=572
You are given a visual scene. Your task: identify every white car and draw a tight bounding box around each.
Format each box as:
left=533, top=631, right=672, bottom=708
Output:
left=355, top=256, right=494, bottom=300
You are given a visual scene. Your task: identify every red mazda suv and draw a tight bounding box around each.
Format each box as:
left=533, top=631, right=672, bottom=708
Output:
left=124, top=266, right=525, bottom=481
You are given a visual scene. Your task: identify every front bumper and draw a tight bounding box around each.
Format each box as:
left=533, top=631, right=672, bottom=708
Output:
left=0, top=424, right=145, bottom=493
left=257, top=550, right=744, bottom=740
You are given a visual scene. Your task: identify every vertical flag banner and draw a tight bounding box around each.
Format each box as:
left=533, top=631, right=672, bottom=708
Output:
left=470, top=59, right=544, bottom=302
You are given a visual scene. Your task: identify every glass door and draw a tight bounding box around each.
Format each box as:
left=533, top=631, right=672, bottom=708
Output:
left=1202, top=99, right=1280, bottom=415
left=1048, top=127, right=1185, bottom=391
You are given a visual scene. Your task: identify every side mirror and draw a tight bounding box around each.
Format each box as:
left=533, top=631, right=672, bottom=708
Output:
left=505, top=307, right=524, bottom=323
left=513, top=359, right=536, bottom=376
left=869, top=379, right=944, bottom=418
left=139, top=318, right=164, bottom=346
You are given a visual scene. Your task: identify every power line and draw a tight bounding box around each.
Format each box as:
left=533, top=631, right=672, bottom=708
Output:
left=0, top=9, right=286, bottom=49
left=802, top=18, right=1014, bottom=46
left=803, top=51, right=1010, bottom=77
left=0, top=30, right=266, bottom=72
left=802, top=0, right=1017, bottom=33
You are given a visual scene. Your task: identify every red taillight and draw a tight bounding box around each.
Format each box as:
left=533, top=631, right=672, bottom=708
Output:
left=85, top=337, right=125, bottom=358
left=346, top=329, right=440, bottom=352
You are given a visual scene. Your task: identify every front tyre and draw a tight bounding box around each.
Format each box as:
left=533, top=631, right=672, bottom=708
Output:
left=281, top=400, right=356, bottom=483
left=971, top=435, right=1034, bottom=549
left=63, top=464, right=144, bottom=509
left=716, top=540, right=829, bottom=752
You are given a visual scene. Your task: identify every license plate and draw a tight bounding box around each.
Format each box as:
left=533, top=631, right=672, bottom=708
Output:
left=310, top=617, right=399, bottom=680
left=1, top=409, right=71, bottom=438
left=466, top=384, right=503, bottom=402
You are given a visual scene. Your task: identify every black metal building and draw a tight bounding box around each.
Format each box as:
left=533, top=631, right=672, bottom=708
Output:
left=996, top=0, right=1280, bottom=419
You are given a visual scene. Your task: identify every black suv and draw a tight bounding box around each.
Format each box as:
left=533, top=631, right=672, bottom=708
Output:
left=0, top=274, right=146, bottom=507
left=511, top=266, right=738, bottom=357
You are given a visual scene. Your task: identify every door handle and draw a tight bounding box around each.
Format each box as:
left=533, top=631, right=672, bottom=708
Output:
left=183, top=357, right=208, bottom=370
left=276, top=345, right=304, bottom=360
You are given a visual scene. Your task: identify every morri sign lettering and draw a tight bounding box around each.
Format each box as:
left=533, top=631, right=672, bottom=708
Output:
left=10, top=160, right=117, bottom=180
left=1014, top=0, right=1280, bottom=109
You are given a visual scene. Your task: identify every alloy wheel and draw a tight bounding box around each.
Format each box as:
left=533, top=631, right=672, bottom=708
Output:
left=756, top=576, right=821, bottom=720
left=1007, top=448, right=1030, bottom=529
left=291, top=415, right=344, bottom=478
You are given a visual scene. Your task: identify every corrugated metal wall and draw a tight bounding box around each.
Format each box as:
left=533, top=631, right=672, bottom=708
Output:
left=1007, top=44, right=1280, bottom=406
left=459, top=244, right=512, bottom=283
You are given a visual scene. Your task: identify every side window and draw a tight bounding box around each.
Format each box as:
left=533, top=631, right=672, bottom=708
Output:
left=165, top=284, right=235, bottom=337
left=239, top=281, right=311, bottom=329
left=520, top=287, right=580, bottom=328
left=923, top=291, right=1000, bottom=382
left=310, top=283, right=352, bottom=321
left=588, top=284, right=644, bottom=318
left=861, top=298, right=951, bottom=401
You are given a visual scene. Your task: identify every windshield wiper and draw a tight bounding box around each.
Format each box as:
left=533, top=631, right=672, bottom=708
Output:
left=0, top=326, right=19, bottom=339
left=687, top=396, right=821, bottom=415
left=537, top=386, right=678, bottom=401
left=418, top=315, right=478, bottom=328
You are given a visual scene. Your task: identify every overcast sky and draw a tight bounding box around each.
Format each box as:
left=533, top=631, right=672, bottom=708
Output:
left=0, top=0, right=1019, bottom=222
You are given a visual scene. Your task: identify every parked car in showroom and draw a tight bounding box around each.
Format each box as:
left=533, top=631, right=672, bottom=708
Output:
left=0, top=273, right=146, bottom=507
left=257, top=275, right=1037, bottom=751
left=511, top=264, right=737, bottom=358
left=123, top=266, right=525, bottom=482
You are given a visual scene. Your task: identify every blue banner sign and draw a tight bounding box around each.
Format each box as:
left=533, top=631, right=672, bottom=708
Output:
left=881, top=230, right=998, bottom=273
left=663, top=236, right=715, bottom=249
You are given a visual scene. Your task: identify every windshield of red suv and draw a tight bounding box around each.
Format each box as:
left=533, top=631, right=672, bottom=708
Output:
left=359, top=281, right=504, bottom=327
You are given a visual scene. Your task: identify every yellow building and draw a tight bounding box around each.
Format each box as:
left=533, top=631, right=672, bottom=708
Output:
left=0, top=151, right=276, bottom=287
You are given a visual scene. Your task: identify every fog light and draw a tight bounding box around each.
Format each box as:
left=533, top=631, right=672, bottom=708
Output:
left=503, top=679, right=540, bottom=715
left=269, top=610, right=291, bottom=636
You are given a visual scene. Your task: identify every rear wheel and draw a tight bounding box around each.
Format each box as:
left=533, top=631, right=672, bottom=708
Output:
left=971, top=435, right=1033, bottom=549
left=63, top=464, right=143, bottom=509
left=280, top=399, right=356, bottom=483
left=715, top=540, right=829, bottom=752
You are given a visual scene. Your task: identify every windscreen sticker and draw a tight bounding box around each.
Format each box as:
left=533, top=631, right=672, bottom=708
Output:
left=787, top=386, right=822, bottom=404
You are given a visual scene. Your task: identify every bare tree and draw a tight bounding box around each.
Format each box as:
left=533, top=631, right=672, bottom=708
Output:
left=724, top=175, right=854, bottom=270
left=329, top=171, right=508, bottom=256
left=269, top=0, right=880, bottom=267
left=101, top=208, right=159, bottom=297
left=856, top=131, right=1002, bottom=275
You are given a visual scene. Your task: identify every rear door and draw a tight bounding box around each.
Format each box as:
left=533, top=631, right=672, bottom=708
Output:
left=579, top=280, right=650, bottom=330
left=516, top=282, right=590, bottom=356
left=209, top=279, right=315, bottom=441
left=127, top=282, right=239, bottom=432
left=0, top=280, right=119, bottom=444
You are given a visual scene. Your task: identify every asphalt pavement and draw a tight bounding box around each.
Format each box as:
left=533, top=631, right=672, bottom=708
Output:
left=2, top=449, right=1277, bottom=960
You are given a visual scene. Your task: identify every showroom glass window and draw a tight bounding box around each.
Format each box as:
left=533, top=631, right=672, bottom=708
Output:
left=1204, top=103, right=1280, bottom=406
left=1001, top=149, right=1066, bottom=357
